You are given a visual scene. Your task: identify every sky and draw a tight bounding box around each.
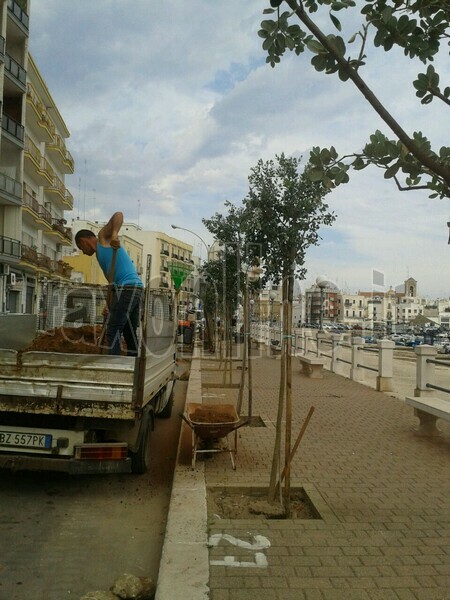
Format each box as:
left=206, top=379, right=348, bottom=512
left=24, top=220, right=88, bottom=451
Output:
left=29, top=0, right=450, bottom=299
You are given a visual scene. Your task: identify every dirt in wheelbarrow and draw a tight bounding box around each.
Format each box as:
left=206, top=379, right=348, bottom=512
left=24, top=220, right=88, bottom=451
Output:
left=189, top=407, right=236, bottom=424
left=208, top=487, right=319, bottom=520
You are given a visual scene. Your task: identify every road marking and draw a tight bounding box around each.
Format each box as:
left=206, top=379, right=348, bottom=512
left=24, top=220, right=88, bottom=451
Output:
left=208, top=533, right=270, bottom=568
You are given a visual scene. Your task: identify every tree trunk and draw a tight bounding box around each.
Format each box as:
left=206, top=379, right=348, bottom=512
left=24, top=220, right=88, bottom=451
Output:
left=268, top=276, right=288, bottom=504
left=237, top=286, right=248, bottom=415
left=284, top=269, right=294, bottom=517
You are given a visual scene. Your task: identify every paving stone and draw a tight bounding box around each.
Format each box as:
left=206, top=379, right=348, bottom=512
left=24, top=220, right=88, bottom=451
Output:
left=200, top=353, right=449, bottom=600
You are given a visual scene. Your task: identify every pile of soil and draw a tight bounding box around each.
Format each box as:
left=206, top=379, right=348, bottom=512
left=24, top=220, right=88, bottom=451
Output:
left=208, top=488, right=317, bottom=520
left=22, top=325, right=104, bottom=355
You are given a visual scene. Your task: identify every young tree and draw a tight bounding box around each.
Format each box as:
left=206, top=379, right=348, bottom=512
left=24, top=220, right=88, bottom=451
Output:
left=258, top=0, right=450, bottom=200
left=203, top=203, right=256, bottom=400
left=243, top=153, right=335, bottom=513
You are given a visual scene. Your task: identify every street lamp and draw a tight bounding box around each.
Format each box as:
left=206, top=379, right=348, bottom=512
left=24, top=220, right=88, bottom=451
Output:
left=171, top=224, right=209, bottom=260
left=316, top=275, right=336, bottom=332
left=269, top=290, right=277, bottom=327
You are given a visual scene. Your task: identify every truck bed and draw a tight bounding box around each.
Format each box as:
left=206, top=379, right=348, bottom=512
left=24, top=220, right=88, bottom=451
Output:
left=0, top=348, right=174, bottom=420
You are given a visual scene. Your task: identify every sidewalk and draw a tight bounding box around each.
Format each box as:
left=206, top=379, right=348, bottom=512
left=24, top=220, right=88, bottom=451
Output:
left=157, top=345, right=450, bottom=600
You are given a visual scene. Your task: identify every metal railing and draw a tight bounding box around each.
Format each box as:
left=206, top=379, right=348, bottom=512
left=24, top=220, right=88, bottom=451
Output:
left=0, top=172, right=21, bottom=200
left=4, top=53, right=26, bottom=86
left=2, top=114, right=24, bottom=142
left=0, top=234, right=21, bottom=258
left=7, top=0, right=29, bottom=30
left=425, top=358, right=450, bottom=394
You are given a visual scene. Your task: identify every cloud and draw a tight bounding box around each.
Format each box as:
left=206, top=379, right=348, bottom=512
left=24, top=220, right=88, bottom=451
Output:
left=29, top=0, right=449, bottom=298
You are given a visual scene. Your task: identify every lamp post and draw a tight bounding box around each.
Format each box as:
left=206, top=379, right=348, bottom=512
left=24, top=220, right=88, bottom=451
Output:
left=316, top=275, right=337, bottom=332
left=171, top=224, right=209, bottom=260
left=269, top=290, right=276, bottom=327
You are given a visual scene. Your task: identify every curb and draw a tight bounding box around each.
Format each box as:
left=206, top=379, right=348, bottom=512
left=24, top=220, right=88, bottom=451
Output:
left=155, top=345, right=209, bottom=600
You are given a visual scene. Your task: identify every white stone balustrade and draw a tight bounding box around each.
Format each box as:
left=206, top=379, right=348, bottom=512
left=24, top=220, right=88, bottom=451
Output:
left=414, top=344, right=437, bottom=397
left=376, top=340, right=395, bottom=392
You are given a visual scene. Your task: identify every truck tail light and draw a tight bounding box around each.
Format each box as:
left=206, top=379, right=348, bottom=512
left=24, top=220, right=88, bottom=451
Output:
left=74, top=443, right=128, bottom=461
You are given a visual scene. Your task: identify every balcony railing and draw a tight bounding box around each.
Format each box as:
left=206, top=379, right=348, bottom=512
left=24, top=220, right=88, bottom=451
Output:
left=7, top=0, right=29, bottom=31
left=22, top=190, right=52, bottom=226
left=0, top=35, right=5, bottom=57
left=2, top=114, right=24, bottom=143
left=21, top=244, right=39, bottom=265
left=160, top=249, right=169, bottom=256
left=0, top=234, right=21, bottom=258
left=0, top=172, right=21, bottom=200
left=37, top=252, right=51, bottom=270
left=52, top=219, right=73, bottom=242
left=46, top=133, right=75, bottom=172
left=51, top=259, right=73, bottom=278
left=4, top=53, right=26, bottom=87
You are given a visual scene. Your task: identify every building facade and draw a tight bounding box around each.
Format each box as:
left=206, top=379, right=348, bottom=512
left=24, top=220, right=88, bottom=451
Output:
left=0, top=0, right=74, bottom=314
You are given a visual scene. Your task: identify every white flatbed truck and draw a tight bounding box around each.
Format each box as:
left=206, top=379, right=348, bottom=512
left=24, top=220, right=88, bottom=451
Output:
left=0, top=284, right=176, bottom=474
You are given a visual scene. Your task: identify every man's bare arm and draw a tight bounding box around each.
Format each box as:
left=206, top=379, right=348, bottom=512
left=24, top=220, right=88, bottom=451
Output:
left=98, top=212, right=123, bottom=247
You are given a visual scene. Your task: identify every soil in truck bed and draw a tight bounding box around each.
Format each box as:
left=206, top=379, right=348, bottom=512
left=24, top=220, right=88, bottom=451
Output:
left=21, top=325, right=112, bottom=355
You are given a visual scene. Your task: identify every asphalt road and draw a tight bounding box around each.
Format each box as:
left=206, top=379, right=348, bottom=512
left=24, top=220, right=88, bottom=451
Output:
left=0, top=377, right=187, bottom=600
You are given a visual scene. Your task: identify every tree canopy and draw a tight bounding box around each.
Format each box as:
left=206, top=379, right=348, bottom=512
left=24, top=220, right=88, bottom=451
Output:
left=258, top=0, right=450, bottom=199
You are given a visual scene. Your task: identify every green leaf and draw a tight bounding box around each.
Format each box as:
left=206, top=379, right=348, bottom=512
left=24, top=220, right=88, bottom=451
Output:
left=306, top=39, right=325, bottom=54
left=384, top=164, right=399, bottom=179
left=260, top=19, right=277, bottom=32
left=309, top=168, right=325, bottom=182
left=330, top=12, right=342, bottom=31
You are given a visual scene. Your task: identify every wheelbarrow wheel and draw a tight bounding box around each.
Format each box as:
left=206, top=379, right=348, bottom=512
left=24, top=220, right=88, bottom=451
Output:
left=130, top=411, right=152, bottom=474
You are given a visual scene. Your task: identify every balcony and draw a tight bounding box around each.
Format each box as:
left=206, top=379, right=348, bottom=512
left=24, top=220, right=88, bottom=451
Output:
left=51, top=259, right=73, bottom=278
left=22, top=190, right=52, bottom=229
left=0, top=172, right=21, bottom=206
left=21, top=243, right=39, bottom=265
left=7, top=0, right=29, bottom=35
left=26, top=83, right=55, bottom=142
left=2, top=113, right=24, bottom=146
left=4, top=53, right=26, bottom=92
left=50, top=219, right=73, bottom=244
left=46, top=133, right=74, bottom=174
left=24, top=136, right=53, bottom=186
left=36, top=252, right=51, bottom=270
left=45, top=173, right=73, bottom=209
left=160, top=281, right=169, bottom=288
left=160, top=249, right=169, bottom=256
left=0, top=234, right=21, bottom=259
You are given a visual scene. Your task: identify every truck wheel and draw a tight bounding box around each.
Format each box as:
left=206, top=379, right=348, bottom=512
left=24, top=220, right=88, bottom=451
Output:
left=130, top=412, right=152, bottom=474
left=158, top=382, right=175, bottom=419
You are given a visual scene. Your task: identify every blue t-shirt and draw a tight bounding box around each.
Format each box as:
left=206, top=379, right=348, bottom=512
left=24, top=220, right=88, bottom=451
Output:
left=96, top=245, right=143, bottom=286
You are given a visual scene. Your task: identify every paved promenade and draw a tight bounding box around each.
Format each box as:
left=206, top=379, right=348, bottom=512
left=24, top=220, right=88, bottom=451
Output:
left=157, top=345, right=450, bottom=600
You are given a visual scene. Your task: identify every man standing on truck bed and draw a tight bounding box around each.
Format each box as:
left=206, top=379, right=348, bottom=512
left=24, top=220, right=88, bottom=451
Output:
left=74, top=212, right=143, bottom=356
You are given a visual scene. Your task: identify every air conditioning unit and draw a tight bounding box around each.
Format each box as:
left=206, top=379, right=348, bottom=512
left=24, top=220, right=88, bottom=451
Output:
left=8, top=273, right=16, bottom=285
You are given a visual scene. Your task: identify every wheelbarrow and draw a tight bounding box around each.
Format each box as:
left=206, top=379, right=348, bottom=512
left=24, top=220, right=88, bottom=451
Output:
left=181, top=403, right=241, bottom=470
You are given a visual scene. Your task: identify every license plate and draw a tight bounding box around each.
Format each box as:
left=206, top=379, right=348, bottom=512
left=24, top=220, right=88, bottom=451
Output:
left=0, top=430, right=52, bottom=450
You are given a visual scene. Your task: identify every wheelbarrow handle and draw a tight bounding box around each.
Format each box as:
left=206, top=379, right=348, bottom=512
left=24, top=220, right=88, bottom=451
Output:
left=179, top=412, right=193, bottom=429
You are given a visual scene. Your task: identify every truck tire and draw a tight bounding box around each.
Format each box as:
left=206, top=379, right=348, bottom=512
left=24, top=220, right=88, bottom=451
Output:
left=130, top=411, right=152, bottom=474
left=158, top=382, right=175, bottom=419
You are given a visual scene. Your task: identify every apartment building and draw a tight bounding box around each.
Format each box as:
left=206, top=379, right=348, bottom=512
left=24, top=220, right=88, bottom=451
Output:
left=0, top=0, right=74, bottom=314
